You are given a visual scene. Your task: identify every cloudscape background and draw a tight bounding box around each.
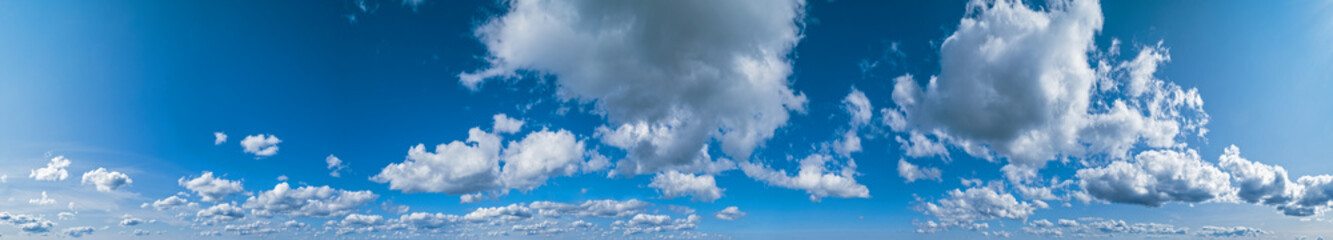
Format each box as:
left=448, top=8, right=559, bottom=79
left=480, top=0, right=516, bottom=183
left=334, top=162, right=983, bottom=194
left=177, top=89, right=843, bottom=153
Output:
left=2, top=0, right=1333, bottom=239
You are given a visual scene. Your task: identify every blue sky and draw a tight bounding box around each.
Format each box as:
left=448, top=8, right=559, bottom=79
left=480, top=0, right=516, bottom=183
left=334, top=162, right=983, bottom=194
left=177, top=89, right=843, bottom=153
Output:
left=1, top=0, right=1332, bottom=239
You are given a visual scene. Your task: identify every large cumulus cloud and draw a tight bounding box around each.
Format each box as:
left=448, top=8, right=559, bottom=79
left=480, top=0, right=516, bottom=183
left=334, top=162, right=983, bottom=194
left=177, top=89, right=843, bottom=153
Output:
left=886, top=0, right=1208, bottom=182
left=461, top=0, right=809, bottom=176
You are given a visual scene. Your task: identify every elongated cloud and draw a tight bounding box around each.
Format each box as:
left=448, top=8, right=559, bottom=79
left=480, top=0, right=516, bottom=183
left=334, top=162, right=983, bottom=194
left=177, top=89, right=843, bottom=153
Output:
left=81, top=168, right=132, bottom=192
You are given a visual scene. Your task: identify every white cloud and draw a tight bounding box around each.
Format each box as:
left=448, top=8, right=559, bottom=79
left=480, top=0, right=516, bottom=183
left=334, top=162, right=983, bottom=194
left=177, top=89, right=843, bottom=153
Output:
left=886, top=0, right=1208, bottom=182
left=612, top=214, right=700, bottom=235
left=1196, top=226, right=1268, bottom=237
left=463, top=0, right=809, bottom=177
left=197, top=203, right=245, bottom=224
left=739, top=154, right=870, bottom=201
left=1215, top=145, right=1333, bottom=217
left=80, top=168, right=132, bottom=192
left=240, top=134, right=281, bottom=157
left=61, top=226, right=95, bottom=237
left=326, top=155, right=347, bottom=178
left=844, top=88, right=873, bottom=127
left=832, top=131, right=862, bottom=158
left=896, top=131, right=948, bottom=159
left=179, top=171, right=245, bottom=202
left=30, top=155, right=72, bottom=181
left=145, top=195, right=190, bottom=210
left=648, top=171, right=723, bottom=202
left=28, top=191, right=56, bottom=205
left=375, top=117, right=601, bottom=201
left=898, top=159, right=942, bottom=183
left=120, top=214, right=150, bottom=226
left=374, top=128, right=503, bottom=195
left=1076, top=149, right=1232, bottom=207
left=214, top=132, right=227, bottom=145
left=915, top=186, right=1036, bottom=232
left=500, top=129, right=586, bottom=191
left=1217, top=145, right=1300, bottom=206
left=714, top=206, right=745, bottom=221
left=492, top=114, right=525, bottom=134
left=242, top=183, right=378, bottom=218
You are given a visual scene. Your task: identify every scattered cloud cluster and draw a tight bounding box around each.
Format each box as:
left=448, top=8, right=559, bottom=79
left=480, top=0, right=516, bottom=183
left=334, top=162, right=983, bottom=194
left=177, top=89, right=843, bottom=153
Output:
left=373, top=114, right=601, bottom=202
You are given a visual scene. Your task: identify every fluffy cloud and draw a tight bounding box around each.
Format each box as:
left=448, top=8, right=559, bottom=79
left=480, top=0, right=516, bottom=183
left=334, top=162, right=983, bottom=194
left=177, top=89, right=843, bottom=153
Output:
left=145, top=195, right=191, bottom=210
left=915, top=186, right=1036, bottom=232
left=886, top=0, right=1208, bottom=182
left=81, top=168, right=132, bottom=192
left=28, top=191, right=56, bottom=205
left=30, top=155, right=72, bottom=181
left=739, top=154, right=869, bottom=201
left=61, top=226, right=95, bottom=237
left=1076, top=149, right=1232, bottom=207
left=714, top=206, right=745, bottom=221
left=179, top=171, right=245, bottom=202
left=1196, top=226, right=1268, bottom=237
left=326, top=155, right=347, bottom=178
left=492, top=113, right=525, bottom=134
left=240, top=134, right=281, bottom=157
left=242, top=183, right=378, bottom=218
left=462, top=0, right=809, bottom=177
left=1, top=212, right=56, bottom=234
left=196, top=203, right=245, bottom=224
left=500, top=129, right=586, bottom=191
left=1216, top=145, right=1333, bottom=217
left=120, top=214, right=151, bottom=226
left=648, top=171, right=723, bottom=202
left=214, top=132, right=227, bottom=145
left=898, top=159, right=942, bottom=183
left=375, top=116, right=598, bottom=201
left=374, top=128, right=503, bottom=194
left=613, top=214, right=700, bottom=235
left=844, top=89, right=873, bottom=128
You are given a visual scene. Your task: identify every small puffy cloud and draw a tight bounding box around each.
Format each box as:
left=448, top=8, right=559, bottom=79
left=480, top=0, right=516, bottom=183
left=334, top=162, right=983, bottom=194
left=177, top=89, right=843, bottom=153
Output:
left=196, top=203, right=245, bottom=224
left=81, top=168, right=132, bottom=192
left=843, top=88, right=873, bottom=127
left=240, top=134, right=281, bottom=157
left=62, top=226, right=95, bottom=237
left=832, top=131, right=862, bottom=158
left=648, top=171, right=723, bottom=202
left=242, top=183, right=378, bottom=218
left=1217, top=145, right=1299, bottom=205
left=739, top=154, right=869, bottom=202
left=179, top=171, right=245, bottom=202
left=492, top=114, right=525, bottom=134
left=898, top=159, right=942, bottom=183
left=119, top=215, right=151, bottom=226
left=714, top=206, right=745, bottom=221
left=464, top=0, right=809, bottom=177
left=326, top=155, right=347, bottom=178
left=214, top=132, right=227, bottom=145
left=145, top=195, right=190, bottom=210
left=915, top=187, right=1036, bottom=232
left=30, top=155, right=72, bottom=181
left=1076, top=149, right=1232, bottom=207
left=28, top=191, right=56, bottom=205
